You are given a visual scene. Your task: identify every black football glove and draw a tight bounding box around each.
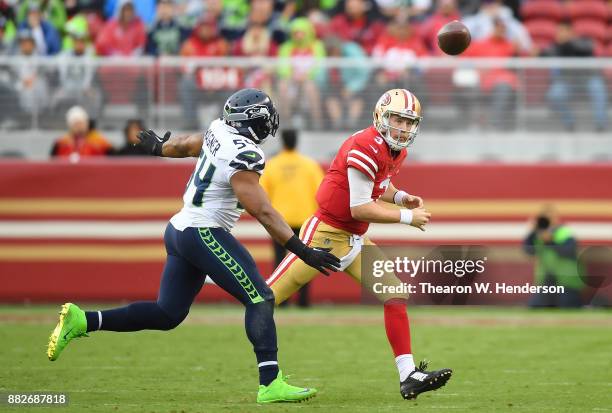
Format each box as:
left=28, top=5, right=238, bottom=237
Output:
left=285, top=235, right=341, bottom=276
left=136, top=129, right=171, bottom=156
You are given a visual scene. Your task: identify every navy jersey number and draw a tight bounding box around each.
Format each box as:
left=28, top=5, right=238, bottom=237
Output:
left=192, top=153, right=216, bottom=206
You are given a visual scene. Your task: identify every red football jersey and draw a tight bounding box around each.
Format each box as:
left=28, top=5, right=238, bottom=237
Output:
left=315, top=126, right=407, bottom=235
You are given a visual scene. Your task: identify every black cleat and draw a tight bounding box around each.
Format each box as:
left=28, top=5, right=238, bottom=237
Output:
left=400, top=360, right=452, bottom=400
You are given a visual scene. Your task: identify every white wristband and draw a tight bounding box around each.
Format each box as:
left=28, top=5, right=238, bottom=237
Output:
left=399, top=208, right=413, bottom=225
left=394, top=190, right=408, bottom=206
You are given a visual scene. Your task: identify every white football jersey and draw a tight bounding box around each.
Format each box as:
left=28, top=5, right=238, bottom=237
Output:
left=170, top=118, right=265, bottom=231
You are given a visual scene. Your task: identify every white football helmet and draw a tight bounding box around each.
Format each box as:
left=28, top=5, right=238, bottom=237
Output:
left=373, top=88, right=423, bottom=151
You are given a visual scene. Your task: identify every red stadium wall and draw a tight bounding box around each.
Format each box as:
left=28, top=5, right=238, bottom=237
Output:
left=1, top=160, right=611, bottom=304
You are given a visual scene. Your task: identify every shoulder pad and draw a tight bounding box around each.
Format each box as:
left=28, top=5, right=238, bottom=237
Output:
left=229, top=149, right=265, bottom=172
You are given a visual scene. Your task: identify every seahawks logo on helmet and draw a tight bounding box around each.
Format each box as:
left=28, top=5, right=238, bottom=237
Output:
left=245, top=106, right=270, bottom=119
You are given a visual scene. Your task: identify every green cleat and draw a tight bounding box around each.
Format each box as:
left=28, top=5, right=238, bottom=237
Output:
left=47, top=303, right=88, bottom=361
left=256, top=371, right=317, bottom=404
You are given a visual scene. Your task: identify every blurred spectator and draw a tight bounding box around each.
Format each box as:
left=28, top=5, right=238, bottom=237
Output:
left=218, top=0, right=251, bottom=41
left=280, top=0, right=298, bottom=16
left=112, top=118, right=149, bottom=156
left=17, top=0, right=67, bottom=31
left=179, top=16, right=231, bottom=130
left=14, top=28, right=50, bottom=121
left=52, top=30, right=103, bottom=120
left=176, top=0, right=249, bottom=40
left=18, top=3, right=61, bottom=55
left=173, top=0, right=211, bottom=28
left=0, top=2, right=16, bottom=45
left=0, top=1, right=15, bottom=21
left=235, top=24, right=278, bottom=57
left=177, top=0, right=250, bottom=39
left=180, top=16, right=229, bottom=57
left=61, top=13, right=89, bottom=51
left=65, top=2, right=105, bottom=45
left=502, top=0, right=520, bottom=20
left=463, top=0, right=533, bottom=55
left=298, top=0, right=337, bottom=14
left=64, top=0, right=105, bottom=18
left=0, top=19, right=21, bottom=128
left=95, top=0, right=146, bottom=56
left=421, top=0, right=462, bottom=53
left=523, top=206, right=584, bottom=308
left=542, top=23, right=608, bottom=132
left=322, top=35, right=370, bottom=129
left=376, top=0, right=431, bottom=21
left=234, top=25, right=277, bottom=92
left=0, top=16, right=12, bottom=54
left=145, top=0, right=190, bottom=56
left=456, top=0, right=482, bottom=16
left=329, top=0, right=385, bottom=54
left=247, top=0, right=290, bottom=45
left=50, top=106, right=112, bottom=158
left=303, top=5, right=330, bottom=39
left=260, top=129, right=324, bottom=307
left=277, top=17, right=326, bottom=129
left=463, top=18, right=519, bottom=130
left=372, top=16, right=429, bottom=95
left=65, top=0, right=80, bottom=19
left=104, top=0, right=156, bottom=27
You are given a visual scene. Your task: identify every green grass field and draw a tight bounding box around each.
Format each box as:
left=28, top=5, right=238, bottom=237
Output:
left=1, top=305, right=611, bottom=412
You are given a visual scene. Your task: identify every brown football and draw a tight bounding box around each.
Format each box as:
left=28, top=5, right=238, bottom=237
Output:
left=437, top=20, right=471, bottom=55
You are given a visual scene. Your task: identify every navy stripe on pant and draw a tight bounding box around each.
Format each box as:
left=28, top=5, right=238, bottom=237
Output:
left=90, top=223, right=275, bottom=332
left=163, top=224, right=274, bottom=309
left=86, top=223, right=280, bottom=384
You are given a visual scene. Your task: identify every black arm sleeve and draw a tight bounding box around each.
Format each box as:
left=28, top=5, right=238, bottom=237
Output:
left=284, top=235, right=307, bottom=257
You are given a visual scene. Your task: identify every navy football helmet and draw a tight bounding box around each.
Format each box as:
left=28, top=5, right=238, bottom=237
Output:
left=222, top=88, right=279, bottom=144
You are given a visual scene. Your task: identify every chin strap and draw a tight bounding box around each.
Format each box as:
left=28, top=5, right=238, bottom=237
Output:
left=247, top=126, right=261, bottom=143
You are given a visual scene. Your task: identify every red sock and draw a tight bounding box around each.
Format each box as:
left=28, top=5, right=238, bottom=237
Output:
left=383, top=300, right=412, bottom=357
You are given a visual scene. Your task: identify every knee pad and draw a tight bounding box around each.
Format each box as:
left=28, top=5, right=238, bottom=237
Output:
left=247, top=297, right=275, bottom=313
left=245, top=298, right=277, bottom=353
left=259, top=286, right=275, bottom=303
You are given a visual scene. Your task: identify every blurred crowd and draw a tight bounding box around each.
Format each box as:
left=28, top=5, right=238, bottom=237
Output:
left=49, top=104, right=147, bottom=160
left=0, top=0, right=608, bottom=132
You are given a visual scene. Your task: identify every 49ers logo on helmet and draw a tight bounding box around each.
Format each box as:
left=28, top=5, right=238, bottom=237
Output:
left=379, top=92, right=391, bottom=106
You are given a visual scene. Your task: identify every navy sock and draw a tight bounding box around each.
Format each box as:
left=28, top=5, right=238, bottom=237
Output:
left=258, top=360, right=280, bottom=387
left=85, top=311, right=100, bottom=332
left=87, top=302, right=180, bottom=332
left=245, top=300, right=279, bottom=386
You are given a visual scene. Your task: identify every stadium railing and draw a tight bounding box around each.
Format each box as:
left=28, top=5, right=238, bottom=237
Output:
left=0, top=56, right=610, bottom=133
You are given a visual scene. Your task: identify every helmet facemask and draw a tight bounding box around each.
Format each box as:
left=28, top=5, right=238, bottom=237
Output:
left=379, top=110, right=421, bottom=151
